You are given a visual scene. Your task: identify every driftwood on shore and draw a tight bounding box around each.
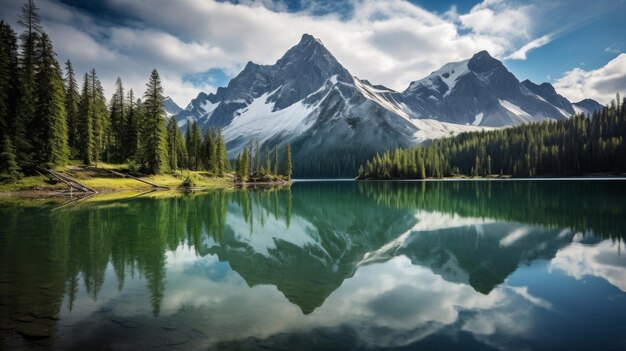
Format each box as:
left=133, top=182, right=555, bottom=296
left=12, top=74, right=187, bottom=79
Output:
left=35, top=166, right=98, bottom=194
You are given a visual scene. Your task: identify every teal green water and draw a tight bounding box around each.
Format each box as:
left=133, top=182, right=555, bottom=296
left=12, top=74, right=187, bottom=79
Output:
left=1, top=180, right=626, bottom=350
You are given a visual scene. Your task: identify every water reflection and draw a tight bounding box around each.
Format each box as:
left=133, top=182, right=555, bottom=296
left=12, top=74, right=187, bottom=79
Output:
left=0, top=181, right=625, bottom=350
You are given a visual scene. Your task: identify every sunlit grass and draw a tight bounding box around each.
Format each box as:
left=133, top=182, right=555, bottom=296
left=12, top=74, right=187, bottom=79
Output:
left=0, top=175, right=66, bottom=192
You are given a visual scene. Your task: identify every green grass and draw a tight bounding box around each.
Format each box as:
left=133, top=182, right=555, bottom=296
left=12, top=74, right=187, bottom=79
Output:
left=0, top=175, right=66, bottom=192
left=1, top=161, right=295, bottom=197
left=1, top=162, right=239, bottom=194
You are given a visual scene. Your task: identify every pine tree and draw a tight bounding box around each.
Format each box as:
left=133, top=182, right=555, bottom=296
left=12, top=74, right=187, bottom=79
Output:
left=14, top=0, right=43, bottom=165
left=236, top=147, right=249, bottom=180
left=203, top=128, right=213, bottom=171
left=166, top=116, right=179, bottom=170
left=0, top=21, right=19, bottom=145
left=284, top=143, right=292, bottom=179
left=0, top=135, right=21, bottom=179
left=133, top=98, right=146, bottom=165
left=77, top=72, right=94, bottom=164
left=185, top=121, right=203, bottom=171
left=139, top=69, right=168, bottom=174
left=216, top=128, right=227, bottom=176
left=32, top=32, right=68, bottom=166
left=174, top=124, right=186, bottom=169
left=124, top=89, right=139, bottom=161
left=273, top=146, right=279, bottom=175
left=90, top=69, right=108, bottom=165
left=241, top=147, right=249, bottom=179
left=64, top=60, right=79, bottom=151
left=109, top=77, right=125, bottom=162
left=77, top=69, right=107, bottom=165
left=207, top=129, right=219, bottom=174
left=264, top=145, right=271, bottom=175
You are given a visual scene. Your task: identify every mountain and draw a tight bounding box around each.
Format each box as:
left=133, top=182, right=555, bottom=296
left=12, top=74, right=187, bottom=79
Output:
left=163, top=96, right=182, bottom=117
left=367, top=51, right=600, bottom=126
left=177, top=34, right=485, bottom=176
left=176, top=34, right=602, bottom=177
left=573, top=98, right=604, bottom=115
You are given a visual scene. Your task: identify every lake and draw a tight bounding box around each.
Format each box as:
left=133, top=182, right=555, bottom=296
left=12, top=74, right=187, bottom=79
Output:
left=1, top=180, right=626, bottom=350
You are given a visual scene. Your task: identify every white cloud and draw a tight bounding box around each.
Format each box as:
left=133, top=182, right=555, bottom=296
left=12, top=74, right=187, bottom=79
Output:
left=553, top=54, right=626, bottom=104
left=460, top=0, right=533, bottom=40
left=506, top=34, right=552, bottom=60
left=551, top=239, right=626, bottom=292
left=0, top=0, right=617, bottom=106
left=605, top=43, right=623, bottom=54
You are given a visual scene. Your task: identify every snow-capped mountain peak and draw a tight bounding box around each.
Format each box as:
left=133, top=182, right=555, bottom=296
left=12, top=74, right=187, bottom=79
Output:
left=407, top=59, right=470, bottom=97
left=174, top=37, right=602, bottom=177
left=164, top=96, right=182, bottom=117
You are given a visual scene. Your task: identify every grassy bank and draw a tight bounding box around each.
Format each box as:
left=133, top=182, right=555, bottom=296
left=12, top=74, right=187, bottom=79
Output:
left=0, top=162, right=289, bottom=198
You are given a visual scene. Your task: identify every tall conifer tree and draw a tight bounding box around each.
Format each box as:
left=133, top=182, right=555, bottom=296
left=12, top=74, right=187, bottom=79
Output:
left=109, top=77, right=125, bottom=162
left=33, top=32, right=68, bottom=166
left=64, top=60, right=79, bottom=151
left=139, top=69, right=168, bottom=174
left=284, top=143, right=292, bottom=179
left=0, top=22, right=19, bottom=142
left=125, top=89, right=138, bottom=160
left=77, top=72, right=94, bottom=164
left=166, top=116, right=179, bottom=170
left=273, top=146, right=279, bottom=175
left=15, top=0, right=43, bottom=165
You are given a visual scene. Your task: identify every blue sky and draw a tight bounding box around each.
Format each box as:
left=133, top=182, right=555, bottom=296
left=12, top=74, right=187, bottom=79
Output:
left=1, top=0, right=624, bottom=105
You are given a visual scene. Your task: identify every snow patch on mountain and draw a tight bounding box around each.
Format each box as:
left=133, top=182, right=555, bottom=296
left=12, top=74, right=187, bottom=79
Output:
left=472, top=113, right=484, bottom=126
left=412, top=119, right=489, bottom=143
left=223, top=88, right=317, bottom=154
left=407, top=59, right=470, bottom=96
left=499, top=99, right=533, bottom=123
left=354, top=78, right=410, bottom=119
left=164, top=96, right=183, bottom=117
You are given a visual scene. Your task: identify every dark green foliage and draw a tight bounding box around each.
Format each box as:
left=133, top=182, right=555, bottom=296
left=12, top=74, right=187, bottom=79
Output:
left=202, top=128, right=214, bottom=172
left=284, top=143, right=292, bottom=179
left=216, top=128, right=228, bottom=176
left=77, top=70, right=107, bottom=165
left=14, top=0, right=42, bottom=165
left=292, top=146, right=374, bottom=178
left=273, top=146, right=279, bottom=175
left=64, top=60, right=79, bottom=151
left=264, top=145, right=271, bottom=175
left=32, top=33, right=69, bottom=166
left=0, top=135, right=21, bottom=179
left=236, top=146, right=249, bottom=179
left=166, top=116, right=184, bottom=170
left=139, top=69, right=168, bottom=174
left=186, top=121, right=203, bottom=171
left=358, top=98, right=626, bottom=179
left=90, top=69, right=109, bottom=164
left=108, top=77, right=125, bottom=163
left=77, top=72, right=94, bottom=164
left=125, top=90, right=139, bottom=161
left=0, top=2, right=236, bottom=178
left=0, top=21, right=19, bottom=143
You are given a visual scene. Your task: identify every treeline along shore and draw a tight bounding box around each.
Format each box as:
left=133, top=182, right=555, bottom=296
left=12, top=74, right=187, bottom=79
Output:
left=0, top=1, right=292, bottom=197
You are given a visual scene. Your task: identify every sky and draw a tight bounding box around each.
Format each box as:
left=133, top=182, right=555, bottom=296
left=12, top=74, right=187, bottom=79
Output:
left=0, top=0, right=624, bottom=106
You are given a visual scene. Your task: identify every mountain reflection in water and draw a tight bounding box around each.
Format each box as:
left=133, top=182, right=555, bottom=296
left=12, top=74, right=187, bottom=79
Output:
left=1, top=180, right=625, bottom=350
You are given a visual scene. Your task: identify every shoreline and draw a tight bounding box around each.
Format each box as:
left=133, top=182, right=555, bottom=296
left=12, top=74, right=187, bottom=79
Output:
left=0, top=179, right=292, bottom=199
left=0, top=163, right=292, bottom=200
left=355, top=173, right=626, bottom=182
left=3, top=174, right=624, bottom=201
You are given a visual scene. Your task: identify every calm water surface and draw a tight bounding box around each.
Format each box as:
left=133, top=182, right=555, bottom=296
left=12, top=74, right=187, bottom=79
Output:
left=1, top=181, right=626, bottom=350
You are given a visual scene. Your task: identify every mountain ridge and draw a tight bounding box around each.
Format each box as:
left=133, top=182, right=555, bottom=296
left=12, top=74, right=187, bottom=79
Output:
left=176, top=34, right=602, bottom=177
